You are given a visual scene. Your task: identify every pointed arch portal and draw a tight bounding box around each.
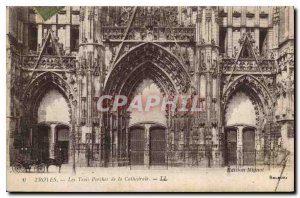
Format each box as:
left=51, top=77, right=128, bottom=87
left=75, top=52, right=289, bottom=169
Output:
left=103, top=43, right=190, bottom=166
left=223, top=75, right=271, bottom=166
left=22, top=72, right=73, bottom=163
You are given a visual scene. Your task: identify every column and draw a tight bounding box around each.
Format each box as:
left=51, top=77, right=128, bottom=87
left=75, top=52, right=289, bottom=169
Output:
left=144, top=124, right=151, bottom=168
left=227, top=7, right=233, bottom=57
left=65, top=7, right=71, bottom=54
left=237, top=126, right=244, bottom=166
left=254, top=28, right=260, bottom=53
left=227, top=27, right=233, bottom=57
left=125, top=111, right=131, bottom=164
left=49, top=124, right=56, bottom=159
left=37, top=24, right=43, bottom=51
left=65, top=25, right=71, bottom=54
left=52, top=24, right=57, bottom=36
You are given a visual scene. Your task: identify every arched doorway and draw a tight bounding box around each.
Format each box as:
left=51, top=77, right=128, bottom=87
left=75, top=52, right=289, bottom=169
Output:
left=23, top=72, right=73, bottom=164
left=34, top=88, right=71, bottom=163
left=224, top=91, right=259, bottom=166
left=128, top=78, right=167, bottom=167
left=103, top=43, right=190, bottom=166
left=222, top=75, right=274, bottom=167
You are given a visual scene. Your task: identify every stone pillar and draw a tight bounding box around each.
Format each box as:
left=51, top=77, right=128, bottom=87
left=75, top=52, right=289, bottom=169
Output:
left=109, top=112, right=113, bottom=165
left=237, top=126, right=244, bottom=166
left=78, top=6, right=104, bottom=165
left=144, top=124, right=151, bottom=168
left=254, top=28, right=260, bottom=52
left=86, top=68, right=93, bottom=126
left=125, top=111, right=131, bottom=164
left=65, top=25, right=71, bottom=54
left=241, top=7, right=246, bottom=27
left=211, top=127, right=217, bottom=166
left=227, top=7, right=233, bottom=57
left=52, top=24, right=57, bottom=36
left=227, top=27, right=233, bottom=57
left=6, top=38, right=14, bottom=164
left=65, top=7, right=71, bottom=54
left=49, top=124, right=56, bottom=159
left=37, top=24, right=43, bottom=51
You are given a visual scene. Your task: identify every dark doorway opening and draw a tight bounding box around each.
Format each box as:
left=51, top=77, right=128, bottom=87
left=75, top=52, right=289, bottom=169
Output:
left=55, top=141, right=69, bottom=164
left=55, top=125, right=70, bottom=164
left=33, top=125, right=50, bottom=162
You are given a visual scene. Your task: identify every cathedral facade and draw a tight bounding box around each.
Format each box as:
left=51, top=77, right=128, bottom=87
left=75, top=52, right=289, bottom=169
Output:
left=7, top=6, right=294, bottom=168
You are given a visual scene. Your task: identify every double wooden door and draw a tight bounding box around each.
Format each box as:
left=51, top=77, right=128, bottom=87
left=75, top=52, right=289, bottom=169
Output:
left=130, top=126, right=166, bottom=166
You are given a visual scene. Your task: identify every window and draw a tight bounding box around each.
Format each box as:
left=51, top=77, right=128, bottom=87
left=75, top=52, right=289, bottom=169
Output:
left=219, top=27, right=227, bottom=54
left=259, top=28, right=268, bottom=54
left=28, top=25, right=37, bottom=51
left=70, top=26, right=79, bottom=51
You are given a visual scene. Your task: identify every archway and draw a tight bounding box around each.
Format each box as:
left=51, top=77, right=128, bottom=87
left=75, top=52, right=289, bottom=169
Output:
left=223, top=76, right=267, bottom=166
left=103, top=43, right=190, bottom=166
left=34, top=88, right=71, bottom=163
left=224, top=90, right=258, bottom=166
left=22, top=72, right=73, bottom=163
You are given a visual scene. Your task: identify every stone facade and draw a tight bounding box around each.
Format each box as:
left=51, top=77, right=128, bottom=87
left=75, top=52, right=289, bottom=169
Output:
left=7, top=6, right=294, bottom=168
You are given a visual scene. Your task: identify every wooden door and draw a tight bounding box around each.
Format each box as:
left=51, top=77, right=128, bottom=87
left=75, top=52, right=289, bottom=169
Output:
left=130, top=127, right=145, bottom=165
left=243, top=129, right=255, bottom=165
left=226, top=129, right=237, bottom=166
left=150, top=127, right=166, bottom=166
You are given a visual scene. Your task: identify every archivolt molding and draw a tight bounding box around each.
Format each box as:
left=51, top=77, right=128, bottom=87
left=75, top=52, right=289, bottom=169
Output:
left=104, top=43, right=191, bottom=96
left=22, top=72, right=75, bottom=125
left=119, top=63, right=174, bottom=97
left=223, top=74, right=273, bottom=106
left=222, top=75, right=274, bottom=126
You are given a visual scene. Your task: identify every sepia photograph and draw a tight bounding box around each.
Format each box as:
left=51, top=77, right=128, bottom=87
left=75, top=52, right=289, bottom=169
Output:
left=5, top=4, right=295, bottom=192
